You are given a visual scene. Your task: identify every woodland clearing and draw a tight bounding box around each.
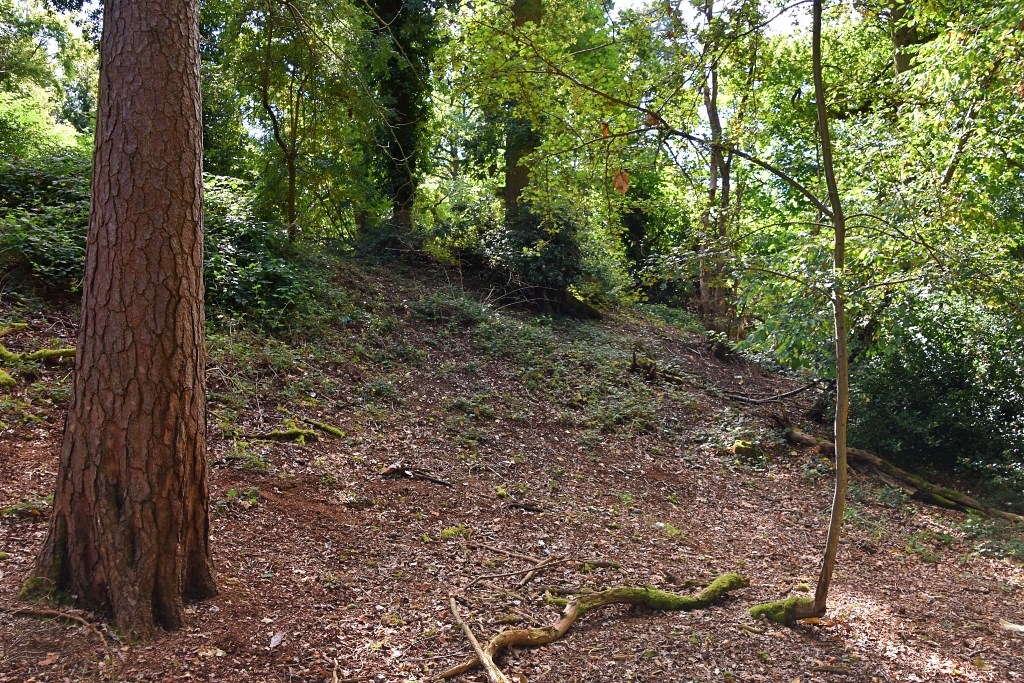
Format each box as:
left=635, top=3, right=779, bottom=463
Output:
left=1, top=263, right=1021, bottom=683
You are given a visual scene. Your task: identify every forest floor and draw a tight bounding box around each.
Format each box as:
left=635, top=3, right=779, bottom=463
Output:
left=0, top=260, right=1022, bottom=683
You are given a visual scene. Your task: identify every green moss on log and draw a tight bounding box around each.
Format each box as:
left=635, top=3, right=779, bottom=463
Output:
left=0, top=369, right=15, bottom=391
left=21, top=348, right=76, bottom=362
left=0, top=323, right=28, bottom=339
left=302, top=419, right=345, bottom=438
left=254, top=429, right=318, bottom=444
left=733, top=440, right=760, bottom=459
left=749, top=596, right=815, bottom=625
left=578, top=572, right=749, bottom=616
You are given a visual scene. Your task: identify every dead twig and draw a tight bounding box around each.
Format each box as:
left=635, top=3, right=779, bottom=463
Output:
left=448, top=595, right=509, bottom=683
left=467, top=557, right=567, bottom=589
left=465, top=542, right=541, bottom=564
left=723, top=380, right=820, bottom=404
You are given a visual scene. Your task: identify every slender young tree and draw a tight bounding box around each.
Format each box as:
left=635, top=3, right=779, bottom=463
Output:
left=805, top=0, right=849, bottom=619
left=28, top=0, right=217, bottom=637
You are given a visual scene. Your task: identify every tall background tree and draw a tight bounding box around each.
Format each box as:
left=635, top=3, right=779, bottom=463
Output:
left=27, top=0, right=217, bottom=636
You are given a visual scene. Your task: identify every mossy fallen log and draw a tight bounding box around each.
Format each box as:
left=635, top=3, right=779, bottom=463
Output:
left=0, top=323, right=76, bottom=392
left=749, top=596, right=818, bottom=625
left=251, top=428, right=318, bottom=444
left=301, top=418, right=345, bottom=438
left=440, top=572, right=749, bottom=679
left=783, top=427, right=1024, bottom=524
left=20, top=348, right=76, bottom=362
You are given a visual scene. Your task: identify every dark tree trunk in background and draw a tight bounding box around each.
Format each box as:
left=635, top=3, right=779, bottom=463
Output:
left=889, top=1, right=918, bottom=75
left=502, top=0, right=543, bottom=218
left=29, top=0, right=217, bottom=637
left=367, top=0, right=437, bottom=233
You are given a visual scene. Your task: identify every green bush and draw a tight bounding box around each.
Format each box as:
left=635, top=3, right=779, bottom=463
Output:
left=0, top=161, right=341, bottom=330
left=849, top=293, right=1024, bottom=503
left=483, top=207, right=584, bottom=290
left=0, top=152, right=90, bottom=293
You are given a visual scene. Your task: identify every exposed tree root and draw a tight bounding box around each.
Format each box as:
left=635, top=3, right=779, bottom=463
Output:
left=782, top=426, right=1024, bottom=524
left=440, top=573, right=749, bottom=680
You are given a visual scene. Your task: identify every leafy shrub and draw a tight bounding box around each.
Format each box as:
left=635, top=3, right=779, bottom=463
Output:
left=0, top=152, right=90, bottom=293
left=849, top=293, right=1024, bottom=504
left=0, top=162, right=343, bottom=330
left=410, top=292, right=487, bottom=326
left=203, top=175, right=336, bottom=329
left=483, top=207, right=584, bottom=290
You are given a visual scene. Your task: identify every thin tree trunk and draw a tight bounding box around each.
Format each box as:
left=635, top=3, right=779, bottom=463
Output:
left=287, top=156, right=297, bottom=240
left=810, top=0, right=848, bottom=616
left=698, top=3, right=733, bottom=332
left=29, top=0, right=217, bottom=637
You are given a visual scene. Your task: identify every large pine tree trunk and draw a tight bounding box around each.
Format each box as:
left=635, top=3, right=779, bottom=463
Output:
left=29, top=0, right=217, bottom=637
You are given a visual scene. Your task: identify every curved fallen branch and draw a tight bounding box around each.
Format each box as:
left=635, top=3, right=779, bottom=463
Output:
left=440, top=572, right=749, bottom=679
left=783, top=427, right=1024, bottom=524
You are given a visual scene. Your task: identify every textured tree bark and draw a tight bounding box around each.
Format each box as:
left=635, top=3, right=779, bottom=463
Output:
left=28, top=0, right=217, bottom=638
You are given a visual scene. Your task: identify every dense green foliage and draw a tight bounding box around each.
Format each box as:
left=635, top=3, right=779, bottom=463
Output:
left=1, top=0, right=1022, bottom=496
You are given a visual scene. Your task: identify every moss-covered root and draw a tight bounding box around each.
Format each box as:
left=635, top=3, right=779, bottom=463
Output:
left=749, top=596, right=822, bottom=625
left=578, top=572, right=750, bottom=615
left=0, top=323, right=28, bottom=339
left=253, top=428, right=318, bottom=444
left=301, top=418, right=345, bottom=438
left=21, top=347, right=76, bottom=362
left=0, top=368, right=15, bottom=392
left=441, top=573, right=750, bottom=679
left=0, top=342, right=75, bottom=364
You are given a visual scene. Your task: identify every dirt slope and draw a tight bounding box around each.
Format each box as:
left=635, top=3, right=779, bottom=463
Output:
left=1, top=262, right=1022, bottom=682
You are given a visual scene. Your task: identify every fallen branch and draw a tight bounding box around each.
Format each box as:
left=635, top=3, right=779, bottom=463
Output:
left=448, top=596, right=509, bottom=683
left=302, top=418, right=345, bottom=438
left=381, top=462, right=453, bottom=487
left=782, top=426, right=1024, bottom=523
left=467, top=557, right=567, bottom=589
left=507, top=503, right=545, bottom=513
left=465, top=542, right=540, bottom=564
left=1, top=607, right=115, bottom=680
left=0, top=323, right=28, bottom=339
left=252, top=428, right=318, bottom=444
left=724, top=380, right=821, bottom=405
left=441, top=573, right=749, bottom=680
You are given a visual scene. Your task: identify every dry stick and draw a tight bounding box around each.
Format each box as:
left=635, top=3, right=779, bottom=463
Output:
left=465, top=542, right=541, bottom=564
left=448, top=596, right=510, bottom=683
left=2, top=607, right=115, bottom=680
left=467, top=557, right=567, bottom=589
left=441, top=573, right=750, bottom=680
left=723, top=380, right=820, bottom=405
